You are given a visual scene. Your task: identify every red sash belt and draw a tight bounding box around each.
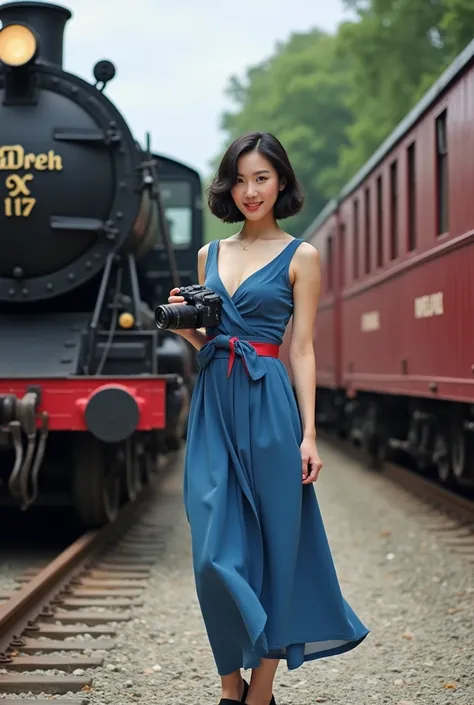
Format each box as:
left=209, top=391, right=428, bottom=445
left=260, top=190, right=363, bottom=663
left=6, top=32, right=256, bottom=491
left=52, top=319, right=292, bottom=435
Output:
left=206, top=335, right=279, bottom=377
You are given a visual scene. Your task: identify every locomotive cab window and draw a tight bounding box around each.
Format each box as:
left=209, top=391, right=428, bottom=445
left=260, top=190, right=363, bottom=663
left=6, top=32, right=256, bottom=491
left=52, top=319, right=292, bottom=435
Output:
left=159, top=180, right=193, bottom=247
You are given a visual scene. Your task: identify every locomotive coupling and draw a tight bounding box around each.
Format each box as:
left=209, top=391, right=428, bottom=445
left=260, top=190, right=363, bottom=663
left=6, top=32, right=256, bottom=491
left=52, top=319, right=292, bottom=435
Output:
left=0, top=390, right=48, bottom=511
left=0, top=390, right=38, bottom=433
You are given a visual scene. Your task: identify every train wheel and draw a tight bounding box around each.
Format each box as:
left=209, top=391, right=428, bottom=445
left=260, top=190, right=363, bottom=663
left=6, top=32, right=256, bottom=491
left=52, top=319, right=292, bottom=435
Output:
left=141, top=451, right=156, bottom=484
left=410, top=415, right=433, bottom=472
left=433, top=430, right=452, bottom=484
left=136, top=436, right=155, bottom=485
left=125, top=437, right=143, bottom=501
left=72, top=435, right=121, bottom=528
left=361, top=403, right=386, bottom=470
left=451, top=426, right=474, bottom=488
left=362, top=431, right=387, bottom=470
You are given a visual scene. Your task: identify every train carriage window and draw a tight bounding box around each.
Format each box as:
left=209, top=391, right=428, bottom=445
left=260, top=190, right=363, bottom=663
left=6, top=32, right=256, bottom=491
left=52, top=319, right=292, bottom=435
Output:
left=376, top=175, right=383, bottom=266
left=390, top=160, right=398, bottom=259
left=159, top=180, right=192, bottom=247
left=407, top=142, right=416, bottom=250
left=436, top=110, right=448, bottom=235
left=353, top=198, right=359, bottom=279
left=340, top=222, right=346, bottom=287
left=364, top=187, right=371, bottom=273
left=326, top=234, right=333, bottom=292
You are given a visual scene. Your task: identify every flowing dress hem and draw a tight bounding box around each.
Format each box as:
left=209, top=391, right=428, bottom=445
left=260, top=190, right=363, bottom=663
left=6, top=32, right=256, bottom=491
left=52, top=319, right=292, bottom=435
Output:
left=218, top=631, right=370, bottom=675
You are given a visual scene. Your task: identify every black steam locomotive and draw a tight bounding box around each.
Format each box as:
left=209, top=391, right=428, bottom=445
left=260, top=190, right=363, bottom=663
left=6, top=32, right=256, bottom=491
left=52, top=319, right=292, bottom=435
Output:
left=0, top=1, right=203, bottom=527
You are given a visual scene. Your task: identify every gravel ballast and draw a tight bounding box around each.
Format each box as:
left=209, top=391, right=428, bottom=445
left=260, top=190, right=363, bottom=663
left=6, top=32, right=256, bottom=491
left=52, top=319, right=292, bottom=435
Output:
left=1, top=440, right=472, bottom=704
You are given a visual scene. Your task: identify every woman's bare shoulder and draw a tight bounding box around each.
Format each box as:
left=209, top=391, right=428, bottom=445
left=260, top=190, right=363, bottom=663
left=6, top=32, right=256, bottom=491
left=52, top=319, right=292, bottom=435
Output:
left=198, top=242, right=211, bottom=260
left=295, top=240, right=320, bottom=259
left=292, top=240, right=320, bottom=274
left=197, top=243, right=212, bottom=284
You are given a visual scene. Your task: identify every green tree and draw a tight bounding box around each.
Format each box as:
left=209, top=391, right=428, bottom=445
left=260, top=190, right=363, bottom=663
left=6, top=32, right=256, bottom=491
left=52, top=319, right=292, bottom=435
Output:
left=336, top=0, right=474, bottom=180
left=206, top=29, right=353, bottom=239
left=441, top=0, right=474, bottom=55
left=207, top=0, right=474, bottom=240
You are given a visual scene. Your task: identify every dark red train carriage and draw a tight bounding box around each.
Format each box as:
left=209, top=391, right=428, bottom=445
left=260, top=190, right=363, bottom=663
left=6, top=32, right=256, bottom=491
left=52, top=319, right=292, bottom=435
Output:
left=281, top=38, right=474, bottom=488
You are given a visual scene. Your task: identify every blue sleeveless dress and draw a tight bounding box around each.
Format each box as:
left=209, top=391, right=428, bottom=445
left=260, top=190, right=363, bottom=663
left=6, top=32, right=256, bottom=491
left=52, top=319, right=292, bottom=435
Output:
left=182, top=238, right=369, bottom=676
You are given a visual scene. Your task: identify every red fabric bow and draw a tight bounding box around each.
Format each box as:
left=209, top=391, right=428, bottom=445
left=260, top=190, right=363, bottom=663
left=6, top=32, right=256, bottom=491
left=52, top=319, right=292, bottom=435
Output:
left=227, top=336, right=249, bottom=377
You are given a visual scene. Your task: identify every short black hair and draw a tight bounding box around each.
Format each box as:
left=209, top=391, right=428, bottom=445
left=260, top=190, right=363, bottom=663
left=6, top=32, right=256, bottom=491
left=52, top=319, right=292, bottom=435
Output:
left=207, top=131, right=305, bottom=223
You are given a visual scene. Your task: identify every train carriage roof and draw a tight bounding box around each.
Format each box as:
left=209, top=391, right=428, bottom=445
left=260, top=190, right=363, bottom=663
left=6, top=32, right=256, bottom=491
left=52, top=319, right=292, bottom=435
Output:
left=303, top=37, right=474, bottom=238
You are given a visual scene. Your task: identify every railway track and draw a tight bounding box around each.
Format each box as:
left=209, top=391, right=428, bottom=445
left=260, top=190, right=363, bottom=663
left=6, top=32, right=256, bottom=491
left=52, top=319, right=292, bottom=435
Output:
left=0, top=453, right=178, bottom=703
left=320, top=432, right=474, bottom=565
left=1, top=438, right=471, bottom=703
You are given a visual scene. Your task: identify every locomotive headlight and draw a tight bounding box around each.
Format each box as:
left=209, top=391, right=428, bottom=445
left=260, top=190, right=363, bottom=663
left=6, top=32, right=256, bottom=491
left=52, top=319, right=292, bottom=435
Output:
left=119, top=312, right=135, bottom=329
left=0, top=24, right=37, bottom=67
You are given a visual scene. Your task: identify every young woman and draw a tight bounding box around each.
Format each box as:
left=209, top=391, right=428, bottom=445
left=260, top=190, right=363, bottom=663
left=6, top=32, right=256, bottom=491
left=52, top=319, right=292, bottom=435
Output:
left=166, top=132, right=369, bottom=705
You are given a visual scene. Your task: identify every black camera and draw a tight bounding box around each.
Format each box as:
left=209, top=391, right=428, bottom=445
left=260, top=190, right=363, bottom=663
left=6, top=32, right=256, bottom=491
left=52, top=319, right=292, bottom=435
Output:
left=154, top=285, right=222, bottom=331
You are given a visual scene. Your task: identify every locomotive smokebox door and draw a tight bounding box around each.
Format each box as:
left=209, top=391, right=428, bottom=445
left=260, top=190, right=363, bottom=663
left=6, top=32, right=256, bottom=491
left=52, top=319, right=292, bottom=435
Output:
left=0, top=2, right=158, bottom=303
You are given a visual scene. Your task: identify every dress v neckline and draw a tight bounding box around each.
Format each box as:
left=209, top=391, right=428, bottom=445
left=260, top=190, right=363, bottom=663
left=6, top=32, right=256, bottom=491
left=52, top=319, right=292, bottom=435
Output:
left=215, top=238, right=298, bottom=300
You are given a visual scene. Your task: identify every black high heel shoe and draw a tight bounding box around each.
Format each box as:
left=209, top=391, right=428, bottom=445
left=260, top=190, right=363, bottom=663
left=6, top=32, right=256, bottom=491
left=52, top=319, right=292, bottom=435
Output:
left=218, top=677, right=249, bottom=705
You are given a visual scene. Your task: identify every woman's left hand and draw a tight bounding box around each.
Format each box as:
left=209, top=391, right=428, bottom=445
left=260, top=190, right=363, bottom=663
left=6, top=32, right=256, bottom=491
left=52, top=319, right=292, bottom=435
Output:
left=300, top=437, right=323, bottom=484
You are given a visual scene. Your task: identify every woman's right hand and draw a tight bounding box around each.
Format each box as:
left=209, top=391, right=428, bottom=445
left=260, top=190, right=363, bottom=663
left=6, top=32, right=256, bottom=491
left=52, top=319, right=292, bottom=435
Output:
left=167, top=288, right=195, bottom=338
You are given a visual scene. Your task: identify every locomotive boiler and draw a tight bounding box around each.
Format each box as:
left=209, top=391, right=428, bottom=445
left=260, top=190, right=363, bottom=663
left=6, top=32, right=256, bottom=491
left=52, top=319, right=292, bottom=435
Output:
left=0, top=1, right=201, bottom=527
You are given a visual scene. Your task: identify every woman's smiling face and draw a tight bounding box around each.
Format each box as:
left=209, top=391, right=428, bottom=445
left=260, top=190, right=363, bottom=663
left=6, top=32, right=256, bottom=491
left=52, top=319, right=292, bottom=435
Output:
left=231, top=150, right=283, bottom=221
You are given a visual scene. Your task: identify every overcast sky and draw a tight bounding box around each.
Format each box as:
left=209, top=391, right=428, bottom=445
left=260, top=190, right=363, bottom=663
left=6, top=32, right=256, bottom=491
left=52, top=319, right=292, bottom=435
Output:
left=10, top=0, right=351, bottom=176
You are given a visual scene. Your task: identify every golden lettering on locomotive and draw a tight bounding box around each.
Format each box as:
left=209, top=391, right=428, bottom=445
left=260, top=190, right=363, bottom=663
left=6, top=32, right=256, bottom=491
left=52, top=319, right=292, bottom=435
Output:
left=1, top=145, right=63, bottom=217
left=0, top=145, right=63, bottom=171
left=4, top=174, right=35, bottom=217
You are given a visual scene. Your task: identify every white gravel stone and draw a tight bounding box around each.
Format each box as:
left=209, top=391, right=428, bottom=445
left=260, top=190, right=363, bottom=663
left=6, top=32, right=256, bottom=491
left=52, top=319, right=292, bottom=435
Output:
left=2, top=442, right=473, bottom=704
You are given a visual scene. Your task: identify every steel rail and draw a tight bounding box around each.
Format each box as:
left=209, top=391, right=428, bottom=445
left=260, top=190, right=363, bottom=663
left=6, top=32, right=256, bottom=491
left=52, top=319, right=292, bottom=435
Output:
left=320, top=430, right=474, bottom=526
left=382, top=461, right=474, bottom=525
left=0, top=482, right=146, bottom=654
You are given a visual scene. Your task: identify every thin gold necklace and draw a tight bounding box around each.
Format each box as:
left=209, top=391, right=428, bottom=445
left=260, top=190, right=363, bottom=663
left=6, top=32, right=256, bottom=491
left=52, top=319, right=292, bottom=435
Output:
left=237, top=233, right=259, bottom=251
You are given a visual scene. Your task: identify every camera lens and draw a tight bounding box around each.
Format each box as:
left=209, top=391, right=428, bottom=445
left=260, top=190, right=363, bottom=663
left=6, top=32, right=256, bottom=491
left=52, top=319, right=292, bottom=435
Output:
left=155, top=305, right=171, bottom=329
left=154, top=303, right=199, bottom=330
